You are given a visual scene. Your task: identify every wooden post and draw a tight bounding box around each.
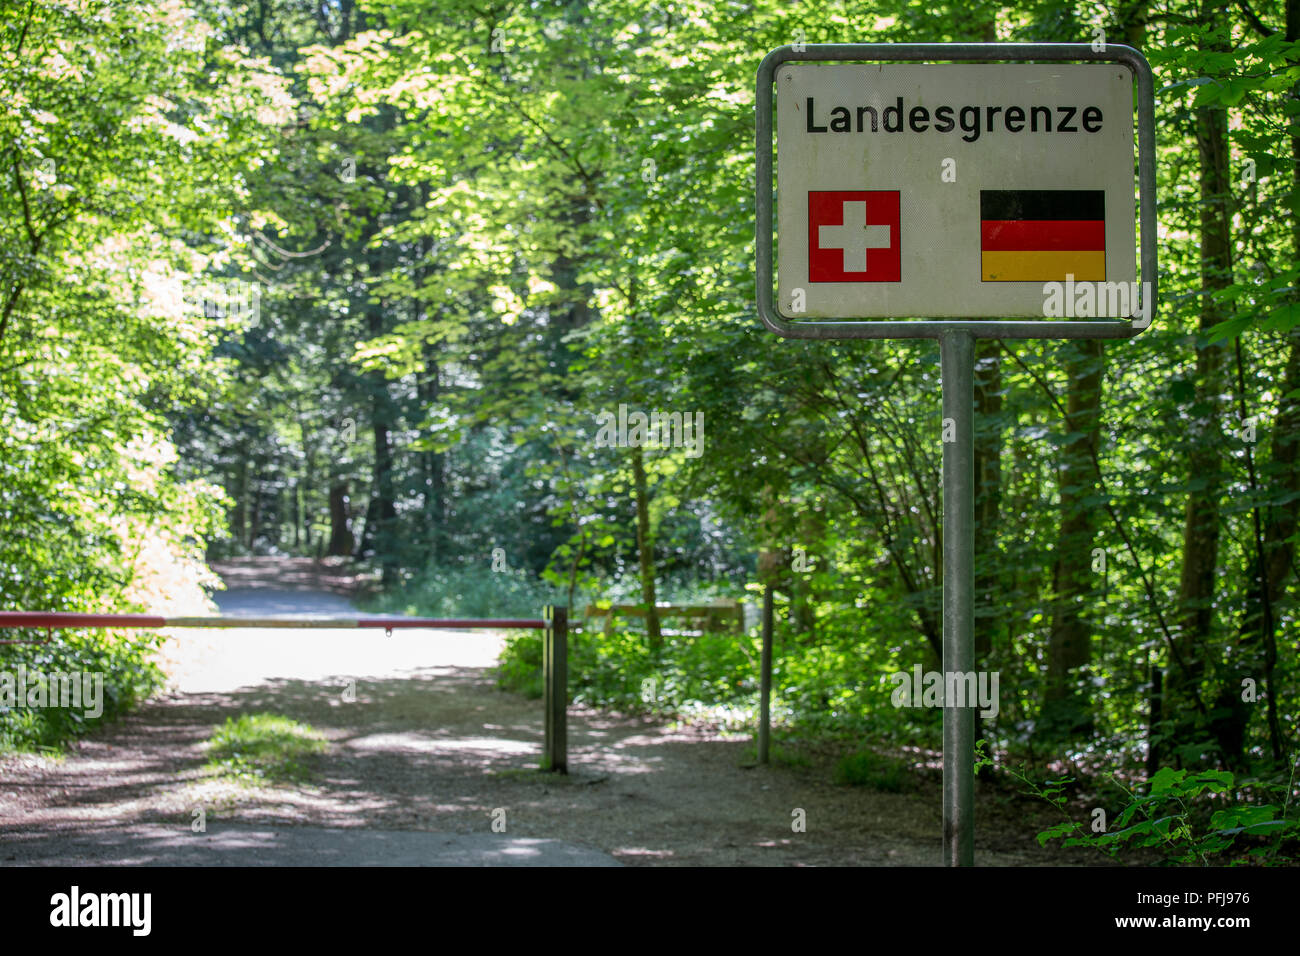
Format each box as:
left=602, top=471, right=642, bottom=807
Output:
left=758, top=585, right=774, bottom=764
left=542, top=605, right=568, bottom=773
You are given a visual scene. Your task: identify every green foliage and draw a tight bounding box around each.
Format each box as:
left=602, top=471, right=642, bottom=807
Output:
left=1018, top=764, right=1300, bottom=865
left=0, top=0, right=280, bottom=750
left=0, top=633, right=166, bottom=752
left=763, top=743, right=812, bottom=769
left=363, top=565, right=565, bottom=620
left=833, top=750, right=915, bottom=792
left=576, top=627, right=760, bottom=722
left=203, top=714, right=328, bottom=785
left=497, top=617, right=761, bottom=727
left=495, top=630, right=545, bottom=700
left=974, top=738, right=995, bottom=774
left=3, top=0, right=1299, bottom=825
left=144, top=0, right=1300, bottom=787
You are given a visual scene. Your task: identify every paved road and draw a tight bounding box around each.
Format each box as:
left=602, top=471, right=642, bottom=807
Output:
left=8, top=565, right=621, bottom=867
left=162, top=583, right=498, bottom=696
left=5, top=561, right=1056, bottom=866
left=7, top=823, right=620, bottom=867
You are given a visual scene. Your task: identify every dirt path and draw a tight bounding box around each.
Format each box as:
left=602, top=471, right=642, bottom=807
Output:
left=1, top=559, right=1073, bottom=866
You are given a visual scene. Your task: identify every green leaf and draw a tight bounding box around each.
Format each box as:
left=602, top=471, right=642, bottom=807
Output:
left=1036, top=821, right=1079, bottom=846
left=1149, top=767, right=1187, bottom=795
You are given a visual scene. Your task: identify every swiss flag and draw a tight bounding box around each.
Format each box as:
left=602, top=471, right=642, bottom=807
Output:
left=808, top=190, right=901, bottom=283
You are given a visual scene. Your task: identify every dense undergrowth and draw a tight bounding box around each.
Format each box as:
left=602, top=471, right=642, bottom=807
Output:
left=0, top=519, right=220, bottom=754
left=488, top=594, right=1300, bottom=866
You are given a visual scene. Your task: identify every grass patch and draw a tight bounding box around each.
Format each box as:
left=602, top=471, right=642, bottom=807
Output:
left=737, top=741, right=812, bottom=769
left=203, top=714, right=327, bottom=785
left=834, top=750, right=914, bottom=792
left=768, top=743, right=811, bottom=768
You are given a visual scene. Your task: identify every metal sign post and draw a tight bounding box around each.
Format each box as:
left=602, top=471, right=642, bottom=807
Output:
left=756, top=43, right=1156, bottom=866
left=941, top=329, right=975, bottom=865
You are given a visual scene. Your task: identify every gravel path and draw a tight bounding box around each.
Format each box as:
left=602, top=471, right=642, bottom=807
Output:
left=0, top=560, right=1070, bottom=866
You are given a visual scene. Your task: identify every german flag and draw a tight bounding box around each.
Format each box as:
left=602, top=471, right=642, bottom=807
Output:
left=980, top=190, right=1106, bottom=282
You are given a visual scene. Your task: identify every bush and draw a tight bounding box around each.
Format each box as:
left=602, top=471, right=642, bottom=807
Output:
left=362, top=564, right=564, bottom=619
left=834, top=750, right=914, bottom=791
left=0, top=629, right=170, bottom=752
left=495, top=622, right=761, bottom=726
left=0, top=484, right=222, bottom=754
left=496, top=631, right=545, bottom=699
left=1024, top=765, right=1300, bottom=865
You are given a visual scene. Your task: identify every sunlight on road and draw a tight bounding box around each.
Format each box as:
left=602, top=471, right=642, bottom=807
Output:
left=158, top=587, right=505, bottom=694
left=347, top=733, right=537, bottom=756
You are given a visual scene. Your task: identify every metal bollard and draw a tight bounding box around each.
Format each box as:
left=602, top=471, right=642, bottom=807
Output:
left=542, top=605, right=568, bottom=773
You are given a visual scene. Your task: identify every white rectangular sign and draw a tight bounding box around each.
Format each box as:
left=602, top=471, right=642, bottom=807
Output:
left=776, top=63, right=1138, bottom=319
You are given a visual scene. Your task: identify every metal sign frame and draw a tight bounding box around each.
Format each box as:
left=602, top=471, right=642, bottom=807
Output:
left=754, top=42, right=1157, bottom=870
left=756, top=42, right=1157, bottom=339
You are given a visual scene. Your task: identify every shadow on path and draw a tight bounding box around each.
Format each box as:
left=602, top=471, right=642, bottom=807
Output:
left=0, top=561, right=1072, bottom=866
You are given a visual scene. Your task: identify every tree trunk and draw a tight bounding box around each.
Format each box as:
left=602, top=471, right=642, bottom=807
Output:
left=369, top=413, right=398, bottom=578
left=630, top=444, right=661, bottom=649
left=1221, top=0, right=1300, bottom=766
left=232, top=457, right=248, bottom=548
left=1166, top=5, right=1233, bottom=764
left=297, top=405, right=317, bottom=554
left=790, top=502, right=822, bottom=639
left=1044, top=339, right=1103, bottom=737
left=280, top=485, right=291, bottom=550
left=418, top=345, right=446, bottom=562
left=247, top=475, right=262, bottom=550
left=328, top=482, right=353, bottom=556
left=1118, top=0, right=1162, bottom=768
left=365, top=308, right=399, bottom=582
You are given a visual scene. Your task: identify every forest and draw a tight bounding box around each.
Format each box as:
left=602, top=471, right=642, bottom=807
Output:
left=1, top=0, right=1298, bottom=867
